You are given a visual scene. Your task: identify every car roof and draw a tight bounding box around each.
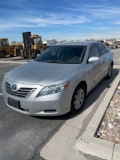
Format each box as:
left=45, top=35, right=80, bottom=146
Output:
left=55, top=41, right=98, bottom=46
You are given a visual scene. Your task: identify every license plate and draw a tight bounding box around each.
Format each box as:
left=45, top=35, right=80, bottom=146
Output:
left=8, top=98, right=20, bottom=109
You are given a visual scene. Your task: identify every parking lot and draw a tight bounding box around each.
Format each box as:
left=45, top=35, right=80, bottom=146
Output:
left=0, top=49, right=120, bottom=160
left=0, top=63, right=68, bottom=160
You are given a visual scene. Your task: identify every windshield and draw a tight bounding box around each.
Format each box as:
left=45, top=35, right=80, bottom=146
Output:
left=35, top=45, right=86, bottom=64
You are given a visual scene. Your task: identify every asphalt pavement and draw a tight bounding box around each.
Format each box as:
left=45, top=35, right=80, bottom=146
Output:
left=0, top=63, right=69, bottom=160
left=112, top=48, right=120, bottom=65
left=0, top=49, right=120, bottom=160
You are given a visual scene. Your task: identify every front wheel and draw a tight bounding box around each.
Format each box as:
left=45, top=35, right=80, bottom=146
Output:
left=71, top=84, right=86, bottom=114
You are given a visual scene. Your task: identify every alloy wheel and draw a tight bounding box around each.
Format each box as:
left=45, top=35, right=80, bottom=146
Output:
left=73, top=88, right=85, bottom=110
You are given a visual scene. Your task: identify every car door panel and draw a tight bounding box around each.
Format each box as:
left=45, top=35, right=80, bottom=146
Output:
left=85, top=43, right=102, bottom=93
left=97, top=43, right=111, bottom=78
left=85, top=61, right=102, bottom=93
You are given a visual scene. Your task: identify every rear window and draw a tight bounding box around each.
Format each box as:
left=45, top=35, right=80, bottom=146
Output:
left=98, top=43, right=109, bottom=56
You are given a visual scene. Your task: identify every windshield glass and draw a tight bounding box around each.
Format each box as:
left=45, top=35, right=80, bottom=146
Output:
left=35, top=45, right=86, bottom=64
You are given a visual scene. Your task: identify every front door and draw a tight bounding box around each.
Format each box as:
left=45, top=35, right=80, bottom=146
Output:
left=85, top=44, right=102, bottom=92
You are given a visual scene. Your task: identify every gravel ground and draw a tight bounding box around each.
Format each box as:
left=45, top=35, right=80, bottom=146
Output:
left=97, top=83, right=120, bottom=143
left=96, top=48, right=120, bottom=144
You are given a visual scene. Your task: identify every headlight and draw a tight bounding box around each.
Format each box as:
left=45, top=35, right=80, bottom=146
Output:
left=36, top=81, right=70, bottom=97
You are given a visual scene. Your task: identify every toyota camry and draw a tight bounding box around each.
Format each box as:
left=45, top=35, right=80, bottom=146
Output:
left=1, top=41, right=114, bottom=116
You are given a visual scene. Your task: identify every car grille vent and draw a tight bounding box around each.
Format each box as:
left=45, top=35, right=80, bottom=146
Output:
left=5, top=82, right=36, bottom=98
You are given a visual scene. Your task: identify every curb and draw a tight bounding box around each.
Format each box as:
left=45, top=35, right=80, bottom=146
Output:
left=0, top=61, right=29, bottom=64
left=75, top=72, right=120, bottom=160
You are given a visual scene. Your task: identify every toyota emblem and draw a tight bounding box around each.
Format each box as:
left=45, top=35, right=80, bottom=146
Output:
left=12, top=84, right=17, bottom=91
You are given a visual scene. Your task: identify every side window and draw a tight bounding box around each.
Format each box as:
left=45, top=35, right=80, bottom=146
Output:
left=1, top=39, right=9, bottom=47
left=89, top=44, right=100, bottom=58
left=6, top=40, right=9, bottom=45
left=37, top=37, right=42, bottom=45
left=98, top=43, right=109, bottom=56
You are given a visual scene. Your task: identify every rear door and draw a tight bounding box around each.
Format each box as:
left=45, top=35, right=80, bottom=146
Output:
left=97, top=43, right=110, bottom=78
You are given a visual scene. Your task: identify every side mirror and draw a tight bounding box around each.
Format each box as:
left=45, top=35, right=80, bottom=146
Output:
left=88, top=57, right=99, bottom=63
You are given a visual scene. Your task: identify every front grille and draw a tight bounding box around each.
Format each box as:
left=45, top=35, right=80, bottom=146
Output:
left=5, top=82, right=36, bottom=98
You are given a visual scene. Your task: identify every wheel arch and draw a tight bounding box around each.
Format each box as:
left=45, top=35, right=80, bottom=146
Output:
left=74, top=81, right=87, bottom=96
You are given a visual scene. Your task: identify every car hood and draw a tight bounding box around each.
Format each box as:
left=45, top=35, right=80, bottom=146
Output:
left=7, top=61, right=80, bottom=85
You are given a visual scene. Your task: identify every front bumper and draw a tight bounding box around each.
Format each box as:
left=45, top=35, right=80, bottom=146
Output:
left=1, top=79, right=71, bottom=116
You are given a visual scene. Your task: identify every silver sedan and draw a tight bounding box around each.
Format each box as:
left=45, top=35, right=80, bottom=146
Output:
left=1, top=41, right=114, bottom=116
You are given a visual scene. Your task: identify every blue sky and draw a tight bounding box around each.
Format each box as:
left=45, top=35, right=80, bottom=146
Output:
left=1, top=0, right=120, bottom=42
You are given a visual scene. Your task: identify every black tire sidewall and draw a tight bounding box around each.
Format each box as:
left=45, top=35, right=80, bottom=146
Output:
left=0, top=51, right=6, bottom=58
left=106, top=64, right=113, bottom=79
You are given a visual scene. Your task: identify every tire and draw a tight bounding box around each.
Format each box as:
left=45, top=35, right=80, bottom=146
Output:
left=0, top=51, right=6, bottom=58
left=23, top=51, right=28, bottom=59
left=36, top=50, right=41, bottom=56
left=106, top=64, right=113, bottom=79
left=33, top=51, right=37, bottom=59
left=10, top=55, right=14, bottom=57
left=71, top=84, right=86, bottom=114
left=16, top=49, right=20, bottom=56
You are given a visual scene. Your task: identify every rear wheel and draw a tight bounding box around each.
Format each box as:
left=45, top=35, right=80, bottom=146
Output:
left=36, top=50, right=41, bottom=56
left=10, top=54, right=14, bottom=57
left=33, top=51, right=37, bottom=58
left=106, top=64, right=113, bottom=79
left=0, top=51, right=6, bottom=58
left=22, top=50, right=28, bottom=58
left=16, top=49, right=21, bottom=56
left=71, top=84, right=86, bottom=114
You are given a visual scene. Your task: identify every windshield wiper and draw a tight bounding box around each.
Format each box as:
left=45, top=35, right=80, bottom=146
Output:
left=34, top=59, right=47, bottom=62
left=47, top=60, right=65, bottom=63
left=48, top=60, right=60, bottom=63
left=34, top=59, right=65, bottom=63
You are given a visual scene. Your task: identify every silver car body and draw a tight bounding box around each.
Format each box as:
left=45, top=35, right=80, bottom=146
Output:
left=1, top=41, right=114, bottom=116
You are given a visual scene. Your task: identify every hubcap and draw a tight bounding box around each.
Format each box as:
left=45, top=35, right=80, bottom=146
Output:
left=74, top=88, right=85, bottom=110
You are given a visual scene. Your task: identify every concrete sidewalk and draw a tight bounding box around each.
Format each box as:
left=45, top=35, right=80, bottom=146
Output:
left=39, top=68, right=119, bottom=160
left=0, top=60, right=29, bottom=64
left=76, top=72, right=120, bottom=160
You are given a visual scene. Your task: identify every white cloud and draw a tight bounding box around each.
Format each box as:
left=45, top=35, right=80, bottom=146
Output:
left=56, top=4, right=120, bottom=19
left=68, top=25, right=112, bottom=30
left=0, top=14, right=91, bottom=29
left=24, top=15, right=91, bottom=26
left=114, top=22, right=120, bottom=25
left=0, top=24, right=39, bottom=29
